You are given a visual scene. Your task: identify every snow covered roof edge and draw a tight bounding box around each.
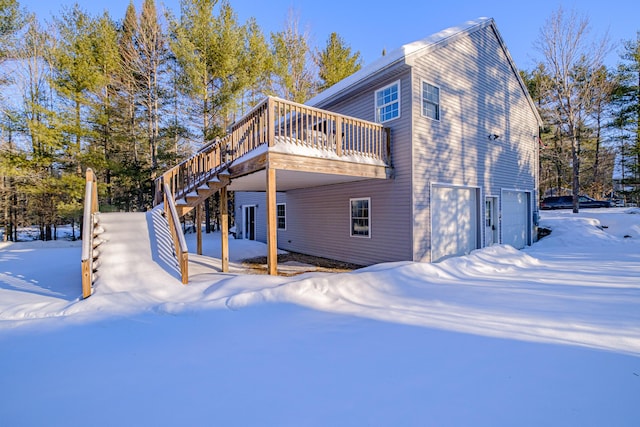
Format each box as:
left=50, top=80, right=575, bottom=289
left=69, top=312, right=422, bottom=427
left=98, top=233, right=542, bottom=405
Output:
left=306, top=17, right=494, bottom=108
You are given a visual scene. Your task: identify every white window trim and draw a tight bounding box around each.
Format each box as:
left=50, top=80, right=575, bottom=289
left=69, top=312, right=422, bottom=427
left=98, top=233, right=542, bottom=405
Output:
left=374, top=80, right=401, bottom=123
left=349, top=197, right=371, bottom=238
left=276, top=202, right=286, bottom=231
left=421, top=79, right=440, bottom=121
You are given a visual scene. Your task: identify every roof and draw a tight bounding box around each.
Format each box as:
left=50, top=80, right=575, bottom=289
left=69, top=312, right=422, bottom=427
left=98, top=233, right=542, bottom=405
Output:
left=307, top=18, right=494, bottom=107
left=307, top=17, right=543, bottom=125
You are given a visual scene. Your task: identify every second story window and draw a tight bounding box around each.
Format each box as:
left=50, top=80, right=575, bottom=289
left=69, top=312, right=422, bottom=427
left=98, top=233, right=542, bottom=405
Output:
left=422, top=81, right=440, bottom=120
left=375, top=81, right=400, bottom=123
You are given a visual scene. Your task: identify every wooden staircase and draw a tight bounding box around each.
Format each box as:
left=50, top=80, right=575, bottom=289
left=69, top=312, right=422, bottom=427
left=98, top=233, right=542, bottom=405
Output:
left=176, top=171, right=230, bottom=217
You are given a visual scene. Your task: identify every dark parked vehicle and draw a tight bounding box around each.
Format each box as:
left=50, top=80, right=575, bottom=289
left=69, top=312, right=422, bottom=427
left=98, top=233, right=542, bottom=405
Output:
left=540, top=195, right=612, bottom=210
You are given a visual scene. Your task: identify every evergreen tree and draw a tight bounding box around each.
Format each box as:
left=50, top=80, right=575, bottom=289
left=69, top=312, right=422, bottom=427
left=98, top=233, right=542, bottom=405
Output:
left=237, top=17, right=271, bottom=115
left=137, top=0, right=165, bottom=173
left=582, top=65, right=616, bottom=197
left=118, top=2, right=141, bottom=162
left=8, top=13, right=70, bottom=241
left=87, top=12, right=121, bottom=206
left=0, top=110, right=22, bottom=241
left=114, top=1, right=150, bottom=210
left=48, top=5, right=101, bottom=175
left=0, top=0, right=24, bottom=240
left=0, top=0, right=23, bottom=65
left=612, top=32, right=640, bottom=204
left=521, top=65, right=572, bottom=197
left=316, top=32, right=361, bottom=92
left=168, top=0, right=268, bottom=143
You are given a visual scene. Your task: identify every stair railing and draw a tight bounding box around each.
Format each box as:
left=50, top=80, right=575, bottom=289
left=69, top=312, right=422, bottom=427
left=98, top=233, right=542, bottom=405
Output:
left=81, top=168, right=99, bottom=298
left=163, top=183, right=189, bottom=284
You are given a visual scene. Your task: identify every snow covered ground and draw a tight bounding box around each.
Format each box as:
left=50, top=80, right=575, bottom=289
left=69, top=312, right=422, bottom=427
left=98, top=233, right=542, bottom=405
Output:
left=1, top=208, right=639, bottom=426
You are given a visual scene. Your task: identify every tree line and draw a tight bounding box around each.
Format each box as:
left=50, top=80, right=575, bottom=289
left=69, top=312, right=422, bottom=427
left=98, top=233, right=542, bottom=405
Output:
left=0, top=0, right=362, bottom=241
left=522, top=8, right=640, bottom=212
left=1, top=2, right=639, bottom=241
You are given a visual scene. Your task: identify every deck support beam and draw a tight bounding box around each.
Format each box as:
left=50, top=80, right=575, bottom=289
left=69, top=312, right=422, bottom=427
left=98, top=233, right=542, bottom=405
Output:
left=196, top=202, right=202, bottom=255
left=266, top=167, right=278, bottom=275
left=220, top=186, right=229, bottom=273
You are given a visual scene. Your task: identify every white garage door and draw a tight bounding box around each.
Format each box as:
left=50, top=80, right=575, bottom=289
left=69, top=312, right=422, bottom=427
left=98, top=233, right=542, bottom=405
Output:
left=502, top=190, right=529, bottom=249
left=431, top=186, right=479, bottom=262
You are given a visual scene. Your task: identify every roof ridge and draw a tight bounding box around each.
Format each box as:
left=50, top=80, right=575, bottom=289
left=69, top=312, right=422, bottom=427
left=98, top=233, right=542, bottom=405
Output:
left=307, top=17, right=493, bottom=107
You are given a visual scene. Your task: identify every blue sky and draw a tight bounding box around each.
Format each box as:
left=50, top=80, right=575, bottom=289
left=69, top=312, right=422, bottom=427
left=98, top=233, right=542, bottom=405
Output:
left=19, top=0, right=639, bottom=70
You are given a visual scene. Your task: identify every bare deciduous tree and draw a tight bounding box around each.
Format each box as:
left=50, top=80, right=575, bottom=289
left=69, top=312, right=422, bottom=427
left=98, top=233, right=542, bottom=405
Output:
left=270, top=9, right=316, bottom=103
left=534, top=7, right=610, bottom=212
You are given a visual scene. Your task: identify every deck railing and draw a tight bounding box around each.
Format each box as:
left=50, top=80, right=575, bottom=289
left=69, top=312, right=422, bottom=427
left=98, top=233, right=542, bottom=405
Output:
left=153, top=96, right=390, bottom=206
left=81, top=168, right=99, bottom=298
left=268, top=97, right=390, bottom=160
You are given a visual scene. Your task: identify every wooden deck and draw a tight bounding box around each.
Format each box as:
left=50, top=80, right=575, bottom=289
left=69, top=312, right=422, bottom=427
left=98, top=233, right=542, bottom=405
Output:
left=154, top=96, right=391, bottom=208
left=153, top=96, right=392, bottom=279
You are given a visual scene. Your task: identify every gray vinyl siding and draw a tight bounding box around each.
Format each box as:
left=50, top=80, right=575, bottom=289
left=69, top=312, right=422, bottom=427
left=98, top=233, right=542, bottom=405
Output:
left=234, top=192, right=286, bottom=242
left=234, top=23, right=539, bottom=266
left=410, top=25, right=540, bottom=261
left=275, top=69, right=414, bottom=265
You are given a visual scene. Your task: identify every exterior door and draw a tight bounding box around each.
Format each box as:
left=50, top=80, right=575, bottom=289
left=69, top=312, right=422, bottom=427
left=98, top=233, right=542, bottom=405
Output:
left=485, top=196, right=498, bottom=246
left=243, top=205, right=256, bottom=240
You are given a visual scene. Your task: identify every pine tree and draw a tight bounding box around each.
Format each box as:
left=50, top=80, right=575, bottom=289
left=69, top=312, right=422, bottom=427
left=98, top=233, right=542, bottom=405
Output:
left=582, top=65, right=616, bottom=197
left=87, top=12, right=121, bottom=206
left=10, top=14, right=68, bottom=240
left=612, top=32, right=640, bottom=204
left=114, top=1, right=150, bottom=210
left=118, top=2, right=141, bottom=163
left=168, top=0, right=268, bottom=143
left=0, top=0, right=23, bottom=64
left=48, top=5, right=101, bottom=175
left=240, top=18, right=272, bottom=113
left=0, top=0, right=24, bottom=240
left=316, top=32, right=361, bottom=92
left=137, top=0, right=165, bottom=174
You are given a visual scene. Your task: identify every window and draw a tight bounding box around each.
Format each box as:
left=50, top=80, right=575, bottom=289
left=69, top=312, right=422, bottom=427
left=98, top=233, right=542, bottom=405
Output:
left=422, top=81, right=440, bottom=120
left=375, top=81, right=400, bottom=123
left=276, top=203, right=286, bottom=230
left=350, top=198, right=370, bottom=238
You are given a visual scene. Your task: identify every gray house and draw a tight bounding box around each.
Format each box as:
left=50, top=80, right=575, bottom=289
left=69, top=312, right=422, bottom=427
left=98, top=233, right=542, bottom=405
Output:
left=233, top=17, right=542, bottom=266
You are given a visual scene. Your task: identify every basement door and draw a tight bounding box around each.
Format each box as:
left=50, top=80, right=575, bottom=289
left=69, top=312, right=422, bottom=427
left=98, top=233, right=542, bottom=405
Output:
left=243, top=205, right=256, bottom=240
left=431, top=185, right=480, bottom=262
left=501, top=190, right=530, bottom=249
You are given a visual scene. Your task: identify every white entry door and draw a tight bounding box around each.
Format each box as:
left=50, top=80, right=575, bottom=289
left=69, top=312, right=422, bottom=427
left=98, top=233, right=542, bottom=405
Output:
left=431, top=185, right=479, bottom=262
left=485, top=196, right=498, bottom=246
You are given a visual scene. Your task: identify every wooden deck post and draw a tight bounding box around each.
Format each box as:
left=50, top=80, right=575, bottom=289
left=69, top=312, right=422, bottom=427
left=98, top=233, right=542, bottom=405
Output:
left=220, top=186, right=229, bottom=273
left=196, top=202, right=202, bottom=255
left=266, top=167, right=277, bottom=275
